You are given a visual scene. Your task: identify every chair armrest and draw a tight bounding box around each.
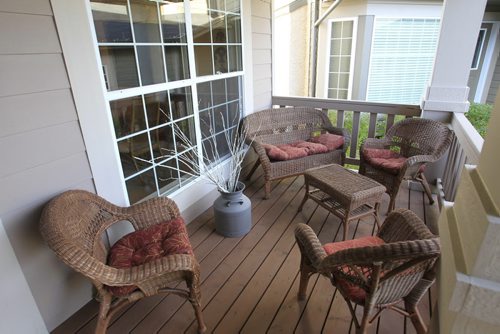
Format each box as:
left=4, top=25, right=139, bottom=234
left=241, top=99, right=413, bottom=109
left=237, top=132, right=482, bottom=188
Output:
left=125, top=196, right=181, bottom=230
left=250, top=140, right=272, bottom=168
left=377, top=209, right=436, bottom=243
left=295, top=223, right=327, bottom=269
left=60, top=244, right=197, bottom=286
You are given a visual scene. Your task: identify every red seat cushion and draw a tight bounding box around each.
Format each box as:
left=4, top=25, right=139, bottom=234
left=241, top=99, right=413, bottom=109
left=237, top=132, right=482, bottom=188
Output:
left=294, top=141, right=329, bottom=155
left=362, top=148, right=407, bottom=175
left=323, top=236, right=385, bottom=304
left=308, top=133, right=344, bottom=151
left=106, top=217, right=192, bottom=297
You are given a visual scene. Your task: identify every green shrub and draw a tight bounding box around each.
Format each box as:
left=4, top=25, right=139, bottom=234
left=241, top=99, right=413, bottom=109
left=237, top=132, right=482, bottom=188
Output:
left=466, top=103, right=492, bottom=138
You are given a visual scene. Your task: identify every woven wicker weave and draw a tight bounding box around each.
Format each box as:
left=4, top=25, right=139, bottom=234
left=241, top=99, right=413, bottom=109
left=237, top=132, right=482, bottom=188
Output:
left=359, top=118, right=453, bottom=212
left=295, top=209, right=440, bottom=334
left=243, top=107, right=350, bottom=199
left=40, top=190, right=206, bottom=333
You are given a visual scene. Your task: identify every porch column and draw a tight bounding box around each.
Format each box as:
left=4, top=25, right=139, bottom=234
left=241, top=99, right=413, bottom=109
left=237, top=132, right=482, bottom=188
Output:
left=436, top=88, right=500, bottom=333
left=421, top=0, right=488, bottom=121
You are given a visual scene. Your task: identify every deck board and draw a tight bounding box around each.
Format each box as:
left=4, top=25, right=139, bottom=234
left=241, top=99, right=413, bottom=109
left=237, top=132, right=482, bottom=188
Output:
left=54, top=174, right=439, bottom=334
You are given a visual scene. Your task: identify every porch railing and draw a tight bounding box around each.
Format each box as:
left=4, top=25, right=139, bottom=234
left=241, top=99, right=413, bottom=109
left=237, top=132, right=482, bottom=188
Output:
left=272, top=96, right=421, bottom=165
left=438, top=113, right=483, bottom=203
left=271, top=95, right=484, bottom=206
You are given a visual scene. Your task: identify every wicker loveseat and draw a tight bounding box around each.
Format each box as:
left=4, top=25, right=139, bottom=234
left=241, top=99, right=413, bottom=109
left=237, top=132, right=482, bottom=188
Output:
left=243, top=107, right=350, bottom=198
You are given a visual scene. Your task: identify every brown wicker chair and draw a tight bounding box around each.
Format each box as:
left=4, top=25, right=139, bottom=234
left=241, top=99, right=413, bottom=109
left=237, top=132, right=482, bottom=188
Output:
left=243, top=107, right=350, bottom=199
left=359, top=118, right=453, bottom=212
left=40, top=190, right=206, bottom=334
left=295, top=209, right=440, bottom=334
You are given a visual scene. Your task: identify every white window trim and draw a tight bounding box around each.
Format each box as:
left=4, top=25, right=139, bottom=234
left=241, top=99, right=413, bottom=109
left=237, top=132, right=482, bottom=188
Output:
left=324, top=17, right=358, bottom=100
left=50, top=0, right=250, bottom=210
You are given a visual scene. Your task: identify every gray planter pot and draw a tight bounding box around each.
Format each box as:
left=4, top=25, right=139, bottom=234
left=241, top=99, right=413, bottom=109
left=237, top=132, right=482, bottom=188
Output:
left=213, top=181, right=252, bottom=237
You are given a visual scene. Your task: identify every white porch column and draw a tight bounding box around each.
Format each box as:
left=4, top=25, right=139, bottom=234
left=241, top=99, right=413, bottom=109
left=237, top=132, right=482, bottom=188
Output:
left=421, top=0, right=488, bottom=121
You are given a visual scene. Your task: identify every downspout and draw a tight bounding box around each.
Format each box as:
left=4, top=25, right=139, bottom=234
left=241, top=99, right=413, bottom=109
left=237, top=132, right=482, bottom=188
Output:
left=308, top=0, right=343, bottom=97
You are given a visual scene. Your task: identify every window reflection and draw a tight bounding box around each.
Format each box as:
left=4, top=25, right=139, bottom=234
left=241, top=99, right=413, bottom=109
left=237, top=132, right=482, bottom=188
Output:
left=130, top=0, right=161, bottom=43
left=91, top=0, right=133, bottom=43
left=100, top=46, right=139, bottom=91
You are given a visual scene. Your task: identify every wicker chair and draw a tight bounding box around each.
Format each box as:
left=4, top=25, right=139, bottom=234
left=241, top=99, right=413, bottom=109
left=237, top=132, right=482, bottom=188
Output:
left=359, top=118, right=453, bottom=212
left=243, top=107, right=350, bottom=199
left=295, top=209, right=440, bottom=334
left=40, top=190, right=206, bottom=334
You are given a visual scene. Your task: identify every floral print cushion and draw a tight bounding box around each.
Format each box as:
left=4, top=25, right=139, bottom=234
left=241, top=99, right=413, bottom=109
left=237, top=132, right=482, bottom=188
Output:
left=262, top=141, right=329, bottom=161
left=308, top=133, right=345, bottom=151
left=323, top=236, right=385, bottom=304
left=106, top=217, right=192, bottom=297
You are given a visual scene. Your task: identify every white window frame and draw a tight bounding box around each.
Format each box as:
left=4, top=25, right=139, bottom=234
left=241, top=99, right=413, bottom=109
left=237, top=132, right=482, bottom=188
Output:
left=324, top=17, right=358, bottom=100
left=50, top=0, right=250, bottom=208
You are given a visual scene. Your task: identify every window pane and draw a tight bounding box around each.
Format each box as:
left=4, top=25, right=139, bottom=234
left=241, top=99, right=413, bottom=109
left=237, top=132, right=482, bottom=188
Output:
left=328, top=73, right=339, bottom=89
left=199, top=109, right=212, bottom=138
left=340, top=56, right=351, bottom=72
left=329, top=56, right=340, bottom=72
left=100, top=46, right=139, bottom=90
left=215, top=132, right=230, bottom=157
left=226, top=0, right=240, bottom=13
left=151, top=124, right=174, bottom=159
left=136, top=46, right=166, bottom=86
left=145, top=91, right=169, bottom=127
left=195, top=46, right=213, bottom=76
left=214, top=46, right=228, bottom=73
left=197, top=81, right=212, bottom=110
left=170, top=86, right=193, bottom=119
left=178, top=150, right=198, bottom=184
left=339, top=73, right=350, bottom=89
left=160, top=1, right=187, bottom=43
left=227, top=101, right=240, bottom=127
left=228, top=45, right=242, bottom=72
left=331, top=39, right=341, bottom=55
left=227, top=14, right=241, bottom=43
left=210, top=0, right=225, bottom=11
left=341, top=38, right=352, bottom=54
left=202, top=138, right=215, bottom=163
left=118, top=132, right=152, bottom=177
left=126, top=168, right=156, bottom=204
left=212, top=79, right=227, bottom=106
left=226, top=76, right=239, bottom=101
left=174, top=117, right=196, bottom=151
left=110, top=96, right=146, bottom=138
left=192, top=9, right=211, bottom=43
left=130, top=0, right=161, bottom=43
left=332, top=22, right=342, bottom=38
left=212, top=105, right=227, bottom=133
left=211, top=12, right=226, bottom=43
left=342, top=21, right=353, bottom=37
left=91, top=0, right=132, bottom=43
left=165, top=45, right=190, bottom=81
left=157, top=160, right=180, bottom=194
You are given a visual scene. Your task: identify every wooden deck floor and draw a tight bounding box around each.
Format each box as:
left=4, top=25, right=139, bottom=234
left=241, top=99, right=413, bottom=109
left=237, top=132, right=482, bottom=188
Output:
left=54, top=170, right=440, bottom=334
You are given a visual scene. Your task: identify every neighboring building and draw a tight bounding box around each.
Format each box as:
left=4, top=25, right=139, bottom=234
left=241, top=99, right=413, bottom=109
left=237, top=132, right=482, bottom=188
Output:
left=274, top=0, right=500, bottom=105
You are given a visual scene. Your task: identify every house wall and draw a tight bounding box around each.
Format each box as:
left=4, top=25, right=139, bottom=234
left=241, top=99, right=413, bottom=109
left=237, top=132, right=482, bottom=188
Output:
left=0, top=0, right=95, bottom=331
left=486, top=59, right=500, bottom=103
left=315, top=0, right=443, bottom=99
left=252, top=0, right=273, bottom=111
left=469, top=23, right=494, bottom=101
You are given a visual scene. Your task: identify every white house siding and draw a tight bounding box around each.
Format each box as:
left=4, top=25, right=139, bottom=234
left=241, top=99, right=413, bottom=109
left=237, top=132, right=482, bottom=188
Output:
left=0, top=0, right=95, bottom=331
left=487, top=55, right=500, bottom=104
left=252, top=0, right=273, bottom=111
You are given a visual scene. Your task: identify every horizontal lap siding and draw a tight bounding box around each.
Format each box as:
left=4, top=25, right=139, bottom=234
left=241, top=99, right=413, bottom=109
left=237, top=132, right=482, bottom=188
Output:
left=252, top=0, right=273, bottom=111
left=0, top=1, right=95, bottom=331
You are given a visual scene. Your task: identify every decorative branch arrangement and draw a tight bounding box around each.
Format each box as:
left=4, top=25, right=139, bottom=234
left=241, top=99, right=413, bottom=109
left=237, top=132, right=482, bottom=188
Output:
left=135, top=108, right=253, bottom=193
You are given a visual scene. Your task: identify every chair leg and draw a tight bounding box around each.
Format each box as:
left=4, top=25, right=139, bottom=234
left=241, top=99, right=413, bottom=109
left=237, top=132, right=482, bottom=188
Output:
left=187, top=270, right=207, bottom=333
left=406, top=303, right=427, bottom=334
left=357, top=304, right=372, bottom=334
left=95, top=293, right=112, bottom=334
left=245, top=159, right=260, bottom=181
left=388, top=193, right=397, bottom=213
left=298, top=261, right=313, bottom=300
left=419, top=173, right=435, bottom=205
left=264, top=181, right=271, bottom=199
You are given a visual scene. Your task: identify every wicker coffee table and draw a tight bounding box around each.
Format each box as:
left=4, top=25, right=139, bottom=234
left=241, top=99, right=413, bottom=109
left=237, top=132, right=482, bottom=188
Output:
left=298, top=164, right=386, bottom=240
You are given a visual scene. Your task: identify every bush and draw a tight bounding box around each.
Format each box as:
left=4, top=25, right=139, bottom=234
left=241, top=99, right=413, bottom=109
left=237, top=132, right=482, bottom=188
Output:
left=466, top=103, right=492, bottom=138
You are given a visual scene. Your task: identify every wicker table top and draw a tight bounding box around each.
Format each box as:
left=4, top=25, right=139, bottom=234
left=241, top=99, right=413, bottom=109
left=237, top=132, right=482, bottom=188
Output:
left=304, top=164, right=386, bottom=210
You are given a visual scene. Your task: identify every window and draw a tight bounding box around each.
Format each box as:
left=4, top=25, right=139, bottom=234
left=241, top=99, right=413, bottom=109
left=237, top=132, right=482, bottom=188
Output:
left=367, top=18, right=440, bottom=105
left=326, top=19, right=356, bottom=100
left=90, top=0, right=243, bottom=204
left=471, top=28, right=487, bottom=70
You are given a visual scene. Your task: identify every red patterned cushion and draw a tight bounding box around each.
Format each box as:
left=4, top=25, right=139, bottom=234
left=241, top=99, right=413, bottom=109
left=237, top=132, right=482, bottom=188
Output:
left=362, top=148, right=407, bottom=175
left=106, top=217, right=192, bottom=297
left=323, top=236, right=385, bottom=304
left=262, top=143, right=289, bottom=161
left=294, top=141, right=329, bottom=155
left=309, top=133, right=344, bottom=151
left=278, top=144, right=309, bottom=160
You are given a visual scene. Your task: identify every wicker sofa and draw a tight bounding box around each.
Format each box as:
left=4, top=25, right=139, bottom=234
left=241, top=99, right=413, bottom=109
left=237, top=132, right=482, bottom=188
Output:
left=243, top=107, right=350, bottom=198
